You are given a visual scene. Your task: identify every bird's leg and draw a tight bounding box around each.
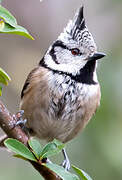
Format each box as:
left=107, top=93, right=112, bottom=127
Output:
left=12, top=110, right=29, bottom=136
left=62, top=148, right=71, bottom=171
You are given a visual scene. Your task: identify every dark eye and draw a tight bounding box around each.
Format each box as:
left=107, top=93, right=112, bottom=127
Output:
left=71, top=48, right=80, bottom=56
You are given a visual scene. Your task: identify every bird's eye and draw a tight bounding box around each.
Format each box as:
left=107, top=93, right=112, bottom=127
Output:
left=71, top=48, right=80, bottom=56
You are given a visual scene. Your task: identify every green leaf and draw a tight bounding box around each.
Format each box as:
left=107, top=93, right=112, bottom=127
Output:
left=0, top=67, right=11, bottom=81
left=28, top=138, right=42, bottom=159
left=0, top=19, right=4, bottom=30
left=0, top=5, right=34, bottom=40
left=0, top=68, right=11, bottom=96
left=0, top=22, right=34, bottom=40
left=72, top=165, right=93, bottom=180
left=0, top=85, right=2, bottom=96
left=0, top=74, right=8, bottom=85
left=4, top=138, right=37, bottom=162
left=14, top=154, right=29, bottom=161
left=0, top=67, right=11, bottom=87
left=0, top=5, right=17, bottom=27
left=53, top=139, right=65, bottom=147
left=45, top=163, right=79, bottom=180
left=40, top=139, right=65, bottom=159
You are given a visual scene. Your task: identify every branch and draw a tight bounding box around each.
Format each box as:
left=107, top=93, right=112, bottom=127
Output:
left=0, top=100, right=62, bottom=180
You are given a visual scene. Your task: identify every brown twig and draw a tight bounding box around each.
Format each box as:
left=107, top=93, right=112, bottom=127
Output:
left=0, top=100, right=62, bottom=180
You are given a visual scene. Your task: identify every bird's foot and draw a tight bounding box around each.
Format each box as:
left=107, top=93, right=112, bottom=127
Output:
left=62, top=148, right=71, bottom=171
left=62, top=158, right=71, bottom=171
left=13, top=110, right=27, bottom=129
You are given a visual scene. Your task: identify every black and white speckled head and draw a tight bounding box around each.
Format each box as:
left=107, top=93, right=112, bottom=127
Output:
left=42, top=7, right=105, bottom=81
left=58, top=6, right=97, bottom=57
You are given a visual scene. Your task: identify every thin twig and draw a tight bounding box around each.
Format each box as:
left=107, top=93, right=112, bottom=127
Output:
left=0, top=100, right=62, bottom=180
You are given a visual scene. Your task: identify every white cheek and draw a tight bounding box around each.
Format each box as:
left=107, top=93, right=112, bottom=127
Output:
left=45, top=54, right=87, bottom=76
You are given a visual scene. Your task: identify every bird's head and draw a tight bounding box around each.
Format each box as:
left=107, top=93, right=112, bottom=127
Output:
left=43, top=6, right=105, bottom=76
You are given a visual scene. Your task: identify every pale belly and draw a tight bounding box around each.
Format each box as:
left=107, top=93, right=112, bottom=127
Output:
left=22, top=83, right=100, bottom=143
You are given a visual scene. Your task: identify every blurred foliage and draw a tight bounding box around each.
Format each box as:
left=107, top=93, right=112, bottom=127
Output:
left=0, top=2, right=34, bottom=95
left=0, top=5, right=34, bottom=39
left=0, top=67, right=11, bottom=96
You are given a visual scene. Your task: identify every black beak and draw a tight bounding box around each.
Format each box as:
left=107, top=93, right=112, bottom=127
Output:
left=88, top=52, right=106, bottom=61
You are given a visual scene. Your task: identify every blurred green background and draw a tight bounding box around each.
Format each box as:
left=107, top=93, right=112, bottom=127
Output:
left=0, top=0, right=122, bottom=179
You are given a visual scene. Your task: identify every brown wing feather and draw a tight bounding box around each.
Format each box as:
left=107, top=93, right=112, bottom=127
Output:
left=21, top=68, right=39, bottom=99
left=20, top=66, right=50, bottom=135
left=20, top=66, right=50, bottom=115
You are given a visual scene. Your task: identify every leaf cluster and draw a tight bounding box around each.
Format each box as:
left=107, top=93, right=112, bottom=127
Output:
left=4, top=138, right=93, bottom=180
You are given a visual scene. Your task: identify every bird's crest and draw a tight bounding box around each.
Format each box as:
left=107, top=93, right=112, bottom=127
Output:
left=58, top=6, right=95, bottom=49
left=70, top=6, right=86, bottom=40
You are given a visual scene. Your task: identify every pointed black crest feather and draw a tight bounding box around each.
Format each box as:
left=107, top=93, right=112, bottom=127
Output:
left=70, top=6, right=86, bottom=41
left=75, top=6, right=85, bottom=30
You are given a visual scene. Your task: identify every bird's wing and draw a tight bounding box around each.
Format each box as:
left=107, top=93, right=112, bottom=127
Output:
left=20, top=66, right=50, bottom=111
left=21, top=67, right=38, bottom=99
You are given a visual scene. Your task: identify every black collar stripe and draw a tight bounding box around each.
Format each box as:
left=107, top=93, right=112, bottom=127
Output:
left=39, top=59, right=97, bottom=85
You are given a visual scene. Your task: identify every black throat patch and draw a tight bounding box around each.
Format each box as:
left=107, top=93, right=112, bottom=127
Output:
left=72, top=60, right=97, bottom=84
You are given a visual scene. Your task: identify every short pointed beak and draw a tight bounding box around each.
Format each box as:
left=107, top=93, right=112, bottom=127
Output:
left=88, top=52, right=106, bottom=61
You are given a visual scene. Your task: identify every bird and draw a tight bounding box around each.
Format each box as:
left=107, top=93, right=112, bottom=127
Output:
left=20, top=6, right=106, bottom=170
